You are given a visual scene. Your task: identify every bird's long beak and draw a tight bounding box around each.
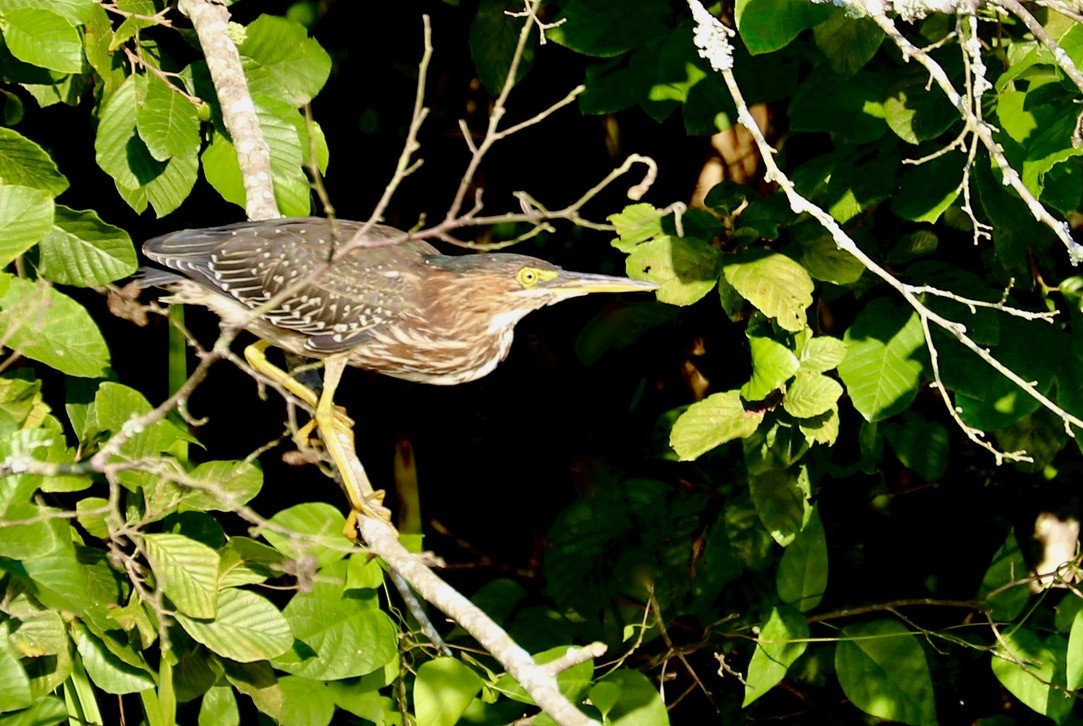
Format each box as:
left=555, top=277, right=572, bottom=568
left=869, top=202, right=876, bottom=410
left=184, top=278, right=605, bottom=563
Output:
left=548, top=271, right=659, bottom=296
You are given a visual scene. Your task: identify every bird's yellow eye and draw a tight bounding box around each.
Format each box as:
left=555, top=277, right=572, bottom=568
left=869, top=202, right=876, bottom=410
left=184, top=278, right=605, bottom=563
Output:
left=517, top=267, right=540, bottom=287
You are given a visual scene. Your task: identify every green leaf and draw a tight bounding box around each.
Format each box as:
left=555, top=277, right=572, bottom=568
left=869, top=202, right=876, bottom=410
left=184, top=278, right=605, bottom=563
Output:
left=0, top=127, right=68, bottom=196
left=669, top=390, right=765, bottom=461
left=588, top=669, right=669, bottom=725
left=798, top=404, right=839, bottom=445
left=624, top=235, right=721, bottom=306
left=723, top=250, right=814, bottom=332
left=205, top=96, right=311, bottom=216
left=95, top=75, right=150, bottom=192
left=183, top=460, right=263, bottom=512
left=0, top=184, right=53, bottom=266
left=608, top=203, right=664, bottom=252
left=142, top=533, right=220, bottom=619
left=9, top=606, right=65, bottom=658
left=992, top=628, right=1074, bottom=723
left=95, top=75, right=198, bottom=216
left=798, top=336, right=847, bottom=373
left=469, top=0, right=534, bottom=94
left=0, top=502, right=68, bottom=564
left=261, top=503, right=349, bottom=569
left=413, top=658, right=484, bottom=726
left=37, top=205, right=137, bottom=286
left=548, top=0, right=673, bottom=58
left=278, top=676, right=333, bottom=726
left=9, top=539, right=92, bottom=614
left=748, top=465, right=811, bottom=546
left=1067, top=608, right=1083, bottom=690
left=84, top=4, right=124, bottom=94
left=140, top=150, right=197, bottom=218
left=881, top=413, right=949, bottom=481
left=0, top=273, right=110, bottom=377
left=72, top=624, right=155, bottom=695
left=0, top=0, right=95, bottom=26
left=836, top=620, right=937, bottom=726
left=175, top=588, right=293, bottom=663
left=0, top=633, right=31, bottom=712
left=136, top=75, right=201, bottom=162
left=788, top=68, right=888, bottom=144
left=996, top=89, right=1083, bottom=201
left=783, top=371, right=843, bottom=419
left=795, top=227, right=865, bottom=284
left=884, top=74, right=959, bottom=144
left=218, top=537, right=288, bottom=588
left=743, top=605, right=808, bottom=706
left=198, top=685, right=239, bottom=726
left=979, top=530, right=1030, bottom=622
left=742, top=336, right=800, bottom=401
left=0, top=696, right=67, bottom=725
left=221, top=661, right=282, bottom=722
left=735, top=0, right=832, bottom=55
left=273, top=561, right=398, bottom=680
left=887, top=230, right=938, bottom=264
left=0, top=8, right=83, bottom=74
left=200, top=132, right=244, bottom=209
left=812, top=11, right=883, bottom=78
left=0, top=427, right=61, bottom=513
left=240, top=15, right=331, bottom=105
left=837, top=298, right=925, bottom=422
left=777, top=507, right=827, bottom=611
left=892, top=154, right=962, bottom=223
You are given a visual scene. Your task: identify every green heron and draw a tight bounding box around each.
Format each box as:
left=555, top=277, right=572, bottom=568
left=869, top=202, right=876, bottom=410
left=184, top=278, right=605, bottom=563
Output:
left=140, top=217, right=656, bottom=518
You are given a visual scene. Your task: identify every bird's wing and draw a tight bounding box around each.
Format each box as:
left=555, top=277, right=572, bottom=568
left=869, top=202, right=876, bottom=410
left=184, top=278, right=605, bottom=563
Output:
left=143, top=219, right=434, bottom=341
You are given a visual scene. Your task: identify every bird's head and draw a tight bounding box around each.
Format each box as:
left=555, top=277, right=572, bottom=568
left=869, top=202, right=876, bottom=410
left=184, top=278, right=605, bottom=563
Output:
left=430, top=253, right=657, bottom=329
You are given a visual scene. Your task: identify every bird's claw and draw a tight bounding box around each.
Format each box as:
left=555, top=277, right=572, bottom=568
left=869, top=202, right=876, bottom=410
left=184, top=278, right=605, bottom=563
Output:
left=343, top=494, right=392, bottom=543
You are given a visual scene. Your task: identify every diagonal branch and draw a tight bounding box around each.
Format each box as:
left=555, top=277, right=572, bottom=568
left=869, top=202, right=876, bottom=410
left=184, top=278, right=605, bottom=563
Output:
left=177, top=0, right=278, bottom=221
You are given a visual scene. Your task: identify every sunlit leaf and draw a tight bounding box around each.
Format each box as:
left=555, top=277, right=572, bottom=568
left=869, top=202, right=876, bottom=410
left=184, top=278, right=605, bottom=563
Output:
left=992, top=627, right=1074, bottom=723
left=0, top=184, right=53, bottom=266
left=1, top=8, right=83, bottom=74
left=723, top=250, right=813, bottom=332
left=240, top=15, right=331, bottom=105
left=413, top=658, right=484, bottom=726
left=670, top=390, right=765, bottom=461
left=743, top=605, right=808, bottom=706
left=625, top=235, right=721, bottom=306
left=837, top=299, right=925, bottom=422
left=37, top=205, right=136, bottom=286
left=0, top=126, right=68, bottom=196
left=175, top=588, right=292, bottom=663
left=72, top=624, right=155, bottom=695
left=0, top=273, right=109, bottom=377
left=142, top=533, right=220, bottom=619
left=836, top=620, right=937, bottom=726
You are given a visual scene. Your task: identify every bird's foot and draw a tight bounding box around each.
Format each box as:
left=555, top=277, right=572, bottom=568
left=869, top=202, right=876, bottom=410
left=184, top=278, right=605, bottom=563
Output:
left=343, top=494, right=392, bottom=543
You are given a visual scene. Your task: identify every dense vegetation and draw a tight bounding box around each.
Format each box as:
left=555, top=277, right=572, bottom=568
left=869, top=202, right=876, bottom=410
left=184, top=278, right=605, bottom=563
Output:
left=1, top=0, right=1083, bottom=723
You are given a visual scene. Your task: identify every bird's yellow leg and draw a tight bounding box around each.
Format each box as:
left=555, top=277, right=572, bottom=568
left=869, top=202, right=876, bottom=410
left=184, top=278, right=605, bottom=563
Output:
left=316, top=355, right=390, bottom=530
left=243, top=341, right=353, bottom=441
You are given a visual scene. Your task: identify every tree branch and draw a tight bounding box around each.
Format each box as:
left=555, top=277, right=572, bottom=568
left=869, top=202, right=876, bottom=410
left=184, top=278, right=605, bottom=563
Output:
left=177, top=0, right=278, bottom=221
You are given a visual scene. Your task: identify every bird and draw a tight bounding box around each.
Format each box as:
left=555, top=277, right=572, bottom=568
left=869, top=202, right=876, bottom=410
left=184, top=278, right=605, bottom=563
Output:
left=138, top=217, right=657, bottom=521
left=139, top=217, right=658, bottom=385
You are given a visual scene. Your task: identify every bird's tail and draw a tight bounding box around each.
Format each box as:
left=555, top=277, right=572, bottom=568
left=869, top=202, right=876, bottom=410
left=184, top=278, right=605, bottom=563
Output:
left=133, top=267, right=187, bottom=289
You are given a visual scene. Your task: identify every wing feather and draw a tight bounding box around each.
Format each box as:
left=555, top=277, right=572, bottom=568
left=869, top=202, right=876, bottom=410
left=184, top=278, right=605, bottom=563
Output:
left=143, top=218, right=435, bottom=341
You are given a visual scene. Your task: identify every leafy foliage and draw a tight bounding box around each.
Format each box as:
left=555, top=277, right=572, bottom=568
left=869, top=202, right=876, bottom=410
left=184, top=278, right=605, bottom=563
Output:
left=0, top=0, right=1081, bottom=723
